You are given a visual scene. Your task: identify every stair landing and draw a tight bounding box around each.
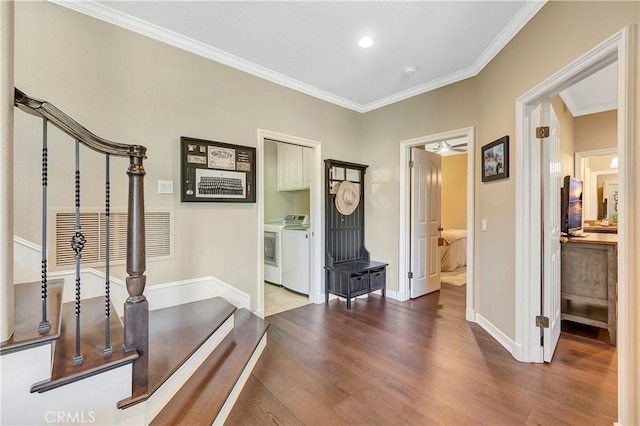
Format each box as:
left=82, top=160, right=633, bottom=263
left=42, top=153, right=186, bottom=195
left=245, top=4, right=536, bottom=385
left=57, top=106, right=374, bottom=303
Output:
left=0, top=279, right=64, bottom=355
left=31, top=296, right=138, bottom=393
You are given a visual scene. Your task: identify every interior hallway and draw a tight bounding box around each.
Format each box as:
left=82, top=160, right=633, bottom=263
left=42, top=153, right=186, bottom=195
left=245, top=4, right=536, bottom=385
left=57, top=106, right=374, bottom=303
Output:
left=228, top=284, right=616, bottom=425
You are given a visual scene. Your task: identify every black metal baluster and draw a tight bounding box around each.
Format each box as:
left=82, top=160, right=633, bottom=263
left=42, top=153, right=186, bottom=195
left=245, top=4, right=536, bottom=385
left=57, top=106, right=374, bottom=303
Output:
left=38, top=118, right=51, bottom=333
left=103, top=155, right=112, bottom=357
left=70, top=139, right=85, bottom=366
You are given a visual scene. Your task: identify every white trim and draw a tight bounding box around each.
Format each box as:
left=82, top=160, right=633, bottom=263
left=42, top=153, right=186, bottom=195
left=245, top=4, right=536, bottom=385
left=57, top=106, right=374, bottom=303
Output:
left=514, top=27, right=638, bottom=425
left=471, top=1, right=547, bottom=79
left=398, top=127, right=476, bottom=319
left=559, top=90, right=618, bottom=117
left=145, top=317, right=234, bottom=423
left=475, top=313, right=518, bottom=356
left=212, top=334, right=267, bottom=426
left=50, top=0, right=544, bottom=114
left=256, top=130, right=322, bottom=317
left=574, top=147, right=618, bottom=180
left=13, top=235, right=40, bottom=252
left=382, top=288, right=407, bottom=302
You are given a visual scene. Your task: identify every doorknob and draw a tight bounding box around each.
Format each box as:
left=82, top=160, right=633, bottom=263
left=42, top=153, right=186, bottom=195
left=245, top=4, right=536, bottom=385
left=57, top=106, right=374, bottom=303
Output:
left=438, top=226, right=444, bottom=232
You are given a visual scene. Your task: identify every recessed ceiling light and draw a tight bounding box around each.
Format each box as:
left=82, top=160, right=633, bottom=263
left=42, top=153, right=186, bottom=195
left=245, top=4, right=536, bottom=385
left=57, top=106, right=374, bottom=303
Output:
left=358, top=36, right=374, bottom=49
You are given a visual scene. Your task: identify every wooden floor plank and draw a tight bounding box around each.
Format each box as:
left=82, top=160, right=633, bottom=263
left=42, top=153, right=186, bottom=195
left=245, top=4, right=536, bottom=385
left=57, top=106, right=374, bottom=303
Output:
left=228, top=284, right=617, bottom=425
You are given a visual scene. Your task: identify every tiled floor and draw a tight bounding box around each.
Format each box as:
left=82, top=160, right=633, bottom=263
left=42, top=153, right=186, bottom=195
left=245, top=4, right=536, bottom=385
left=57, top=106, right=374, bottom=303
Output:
left=264, top=282, right=311, bottom=317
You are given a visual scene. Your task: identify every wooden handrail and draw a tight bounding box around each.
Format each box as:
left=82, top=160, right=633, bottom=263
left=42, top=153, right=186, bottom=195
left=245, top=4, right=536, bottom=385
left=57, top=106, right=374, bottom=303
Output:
left=14, top=88, right=146, bottom=159
left=15, top=87, right=149, bottom=392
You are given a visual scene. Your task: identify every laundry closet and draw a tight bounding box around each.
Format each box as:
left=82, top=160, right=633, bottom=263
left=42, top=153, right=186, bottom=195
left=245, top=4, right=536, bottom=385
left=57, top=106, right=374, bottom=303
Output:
left=263, top=140, right=312, bottom=315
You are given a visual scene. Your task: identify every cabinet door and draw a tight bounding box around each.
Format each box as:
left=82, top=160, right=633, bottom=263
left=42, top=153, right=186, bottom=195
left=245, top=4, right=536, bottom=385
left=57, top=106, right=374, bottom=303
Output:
left=277, top=144, right=304, bottom=191
left=302, top=146, right=311, bottom=189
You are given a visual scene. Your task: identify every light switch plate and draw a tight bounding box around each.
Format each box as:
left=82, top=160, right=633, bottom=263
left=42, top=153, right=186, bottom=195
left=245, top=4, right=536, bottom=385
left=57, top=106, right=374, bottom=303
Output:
left=158, top=180, right=173, bottom=194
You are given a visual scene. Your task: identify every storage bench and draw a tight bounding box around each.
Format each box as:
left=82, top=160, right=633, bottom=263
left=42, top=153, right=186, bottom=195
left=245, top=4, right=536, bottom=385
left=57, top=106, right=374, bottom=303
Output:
left=325, top=261, right=387, bottom=309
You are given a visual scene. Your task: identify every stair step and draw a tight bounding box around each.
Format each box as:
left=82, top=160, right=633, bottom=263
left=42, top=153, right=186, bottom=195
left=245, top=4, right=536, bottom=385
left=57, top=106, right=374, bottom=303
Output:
left=31, top=296, right=138, bottom=393
left=150, top=308, right=269, bottom=426
left=117, top=297, right=237, bottom=409
left=0, top=279, right=64, bottom=355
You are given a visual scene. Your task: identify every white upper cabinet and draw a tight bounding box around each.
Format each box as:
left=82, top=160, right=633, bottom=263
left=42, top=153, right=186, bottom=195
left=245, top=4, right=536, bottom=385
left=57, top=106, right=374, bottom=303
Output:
left=278, top=144, right=310, bottom=191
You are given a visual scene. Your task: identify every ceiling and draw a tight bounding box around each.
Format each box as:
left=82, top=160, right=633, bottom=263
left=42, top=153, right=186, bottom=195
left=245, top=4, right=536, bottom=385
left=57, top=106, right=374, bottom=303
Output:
left=560, top=62, right=618, bottom=117
left=52, top=1, right=616, bottom=115
left=54, top=0, right=547, bottom=113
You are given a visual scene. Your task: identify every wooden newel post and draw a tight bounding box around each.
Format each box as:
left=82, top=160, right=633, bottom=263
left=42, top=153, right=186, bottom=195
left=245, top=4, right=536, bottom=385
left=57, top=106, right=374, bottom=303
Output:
left=123, top=145, right=148, bottom=392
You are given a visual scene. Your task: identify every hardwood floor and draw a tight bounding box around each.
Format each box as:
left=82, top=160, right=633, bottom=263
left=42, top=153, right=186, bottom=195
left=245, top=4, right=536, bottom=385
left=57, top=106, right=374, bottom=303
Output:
left=226, top=284, right=617, bottom=425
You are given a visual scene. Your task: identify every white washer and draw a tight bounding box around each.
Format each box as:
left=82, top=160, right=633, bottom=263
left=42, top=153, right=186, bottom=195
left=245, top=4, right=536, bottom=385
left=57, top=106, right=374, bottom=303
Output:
left=281, top=215, right=310, bottom=295
left=264, top=222, right=283, bottom=285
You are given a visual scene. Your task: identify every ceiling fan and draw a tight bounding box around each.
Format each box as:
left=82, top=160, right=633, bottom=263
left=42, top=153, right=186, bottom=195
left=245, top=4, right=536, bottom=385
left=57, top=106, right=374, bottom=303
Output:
left=429, top=140, right=468, bottom=153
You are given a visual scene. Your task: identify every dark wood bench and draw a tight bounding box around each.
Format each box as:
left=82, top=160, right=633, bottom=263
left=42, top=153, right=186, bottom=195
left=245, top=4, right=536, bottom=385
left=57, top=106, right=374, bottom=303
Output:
left=324, top=159, right=387, bottom=309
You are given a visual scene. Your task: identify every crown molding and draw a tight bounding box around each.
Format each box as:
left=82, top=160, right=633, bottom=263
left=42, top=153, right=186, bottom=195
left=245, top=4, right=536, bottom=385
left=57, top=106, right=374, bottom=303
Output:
left=49, top=0, right=365, bottom=112
left=471, top=1, right=547, bottom=74
left=50, top=0, right=546, bottom=115
left=559, top=90, right=617, bottom=117
left=360, top=66, right=478, bottom=112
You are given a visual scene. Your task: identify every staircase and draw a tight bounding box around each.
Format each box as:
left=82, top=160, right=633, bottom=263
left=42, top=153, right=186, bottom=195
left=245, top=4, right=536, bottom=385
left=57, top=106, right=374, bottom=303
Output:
left=2, top=277, right=268, bottom=425
left=1, top=89, right=268, bottom=425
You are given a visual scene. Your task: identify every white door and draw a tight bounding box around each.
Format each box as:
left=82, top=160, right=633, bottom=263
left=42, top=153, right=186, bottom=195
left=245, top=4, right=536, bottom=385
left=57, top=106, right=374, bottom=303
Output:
left=410, top=147, right=442, bottom=298
left=538, top=103, right=562, bottom=362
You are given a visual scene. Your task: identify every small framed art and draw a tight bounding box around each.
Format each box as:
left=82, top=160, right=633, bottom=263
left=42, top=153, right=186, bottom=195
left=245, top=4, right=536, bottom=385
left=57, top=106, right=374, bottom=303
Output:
left=482, top=135, right=509, bottom=182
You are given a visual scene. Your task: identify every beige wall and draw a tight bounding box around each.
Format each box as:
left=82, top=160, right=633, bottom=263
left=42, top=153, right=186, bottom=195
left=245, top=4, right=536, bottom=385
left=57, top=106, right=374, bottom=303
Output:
left=13, top=1, right=362, bottom=310
left=363, top=1, right=638, bottom=339
left=441, top=154, right=467, bottom=230
left=12, top=1, right=639, bottom=339
left=264, top=141, right=310, bottom=223
left=551, top=95, right=576, bottom=177
left=574, top=109, right=618, bottom=152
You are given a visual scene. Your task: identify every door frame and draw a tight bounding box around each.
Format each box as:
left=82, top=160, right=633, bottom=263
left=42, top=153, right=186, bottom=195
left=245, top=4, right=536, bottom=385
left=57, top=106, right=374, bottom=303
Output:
left=398, top=126, right=476, bottom=321
left=514, top=27, right=638, bottom=423
left=256, top=129, right=322, bottom=318
left=575, top=148, right=619, bottom=221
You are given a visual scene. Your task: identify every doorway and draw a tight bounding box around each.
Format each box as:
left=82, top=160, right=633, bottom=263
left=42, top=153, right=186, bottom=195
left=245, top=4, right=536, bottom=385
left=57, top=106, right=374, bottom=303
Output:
left=398, top=127, right=476, bottom=321
left=256, top=130, right=322, bottom=318
left=514, top=27, right=637, bottom=424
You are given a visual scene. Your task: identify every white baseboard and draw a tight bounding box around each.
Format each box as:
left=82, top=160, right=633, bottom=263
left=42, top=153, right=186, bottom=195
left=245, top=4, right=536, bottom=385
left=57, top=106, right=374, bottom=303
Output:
left=384, top=288, right=409, bottom=301
left=213, top=333, right=267, bottom=426
left=466, top=308, right=476, bottom=322
left=475, top=313, right=517, bottom=357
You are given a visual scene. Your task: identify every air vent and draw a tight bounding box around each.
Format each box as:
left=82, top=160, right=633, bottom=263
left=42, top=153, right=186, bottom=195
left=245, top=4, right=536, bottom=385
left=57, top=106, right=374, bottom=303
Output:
left=54, top=210, right=172, bottom=268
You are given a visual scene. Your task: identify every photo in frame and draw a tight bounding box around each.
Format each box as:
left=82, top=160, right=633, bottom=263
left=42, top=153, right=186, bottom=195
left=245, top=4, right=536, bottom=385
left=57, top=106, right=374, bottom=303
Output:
left=181, top=136, right=256, bottom=202
left=481, top=135, right=509, bottom=182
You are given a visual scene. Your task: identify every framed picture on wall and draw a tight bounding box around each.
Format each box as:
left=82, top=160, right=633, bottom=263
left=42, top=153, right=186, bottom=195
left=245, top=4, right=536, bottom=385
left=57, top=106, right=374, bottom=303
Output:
left=181, top=136, right=256, bottom=203
left=481, top=135, right=509, bottom=182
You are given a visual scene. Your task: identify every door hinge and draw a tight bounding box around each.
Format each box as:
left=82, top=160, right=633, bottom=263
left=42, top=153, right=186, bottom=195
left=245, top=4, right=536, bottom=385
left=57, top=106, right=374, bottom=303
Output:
left=536, top=126, right=550, bottom=138
left=536, top=315, right=549, bottom=328
left=408, top=271, right=413, bottom=279
left=409, top=160, right=414, bottom=168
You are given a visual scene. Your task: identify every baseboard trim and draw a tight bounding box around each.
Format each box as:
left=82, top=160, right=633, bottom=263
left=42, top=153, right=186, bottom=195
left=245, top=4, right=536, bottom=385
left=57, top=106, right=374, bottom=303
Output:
left=385, top=289, right=409, bottom=301
left=465, top=308, right=476, bottom=322
left=475, top=313, right=517, bottom=357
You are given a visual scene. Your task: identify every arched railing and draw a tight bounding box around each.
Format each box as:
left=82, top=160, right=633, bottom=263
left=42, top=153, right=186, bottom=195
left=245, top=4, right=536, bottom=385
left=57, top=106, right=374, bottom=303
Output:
left=15, top=88, right=149, bottom=390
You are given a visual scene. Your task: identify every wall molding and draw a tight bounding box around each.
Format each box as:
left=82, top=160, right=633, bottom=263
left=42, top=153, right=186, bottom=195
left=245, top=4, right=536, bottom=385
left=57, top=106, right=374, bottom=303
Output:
left=50, top=0, right=545, bottom=114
